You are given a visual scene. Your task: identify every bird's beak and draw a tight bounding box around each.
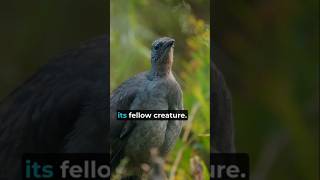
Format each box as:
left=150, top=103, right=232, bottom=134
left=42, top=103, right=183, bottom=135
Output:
left=165, top=39, right=175, bottom=49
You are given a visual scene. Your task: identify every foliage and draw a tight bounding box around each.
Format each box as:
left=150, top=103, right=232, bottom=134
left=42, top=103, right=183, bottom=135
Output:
left=111, top=0, right=210, bottom=179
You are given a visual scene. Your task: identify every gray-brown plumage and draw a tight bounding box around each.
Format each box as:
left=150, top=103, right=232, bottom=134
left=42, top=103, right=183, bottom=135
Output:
left=110, top=37, right=183, bottom=177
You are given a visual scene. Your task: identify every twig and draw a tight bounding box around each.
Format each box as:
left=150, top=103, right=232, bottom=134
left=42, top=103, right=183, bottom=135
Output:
left=169, top=102, right=201, bottom=180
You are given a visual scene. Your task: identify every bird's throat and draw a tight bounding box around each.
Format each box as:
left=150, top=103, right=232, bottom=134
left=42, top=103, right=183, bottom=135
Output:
left=150, top=47, right=174, bottom=78
left=150, top=63, right=172, bottom=78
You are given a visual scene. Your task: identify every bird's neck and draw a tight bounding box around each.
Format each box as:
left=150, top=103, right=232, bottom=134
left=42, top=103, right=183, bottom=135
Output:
left=150, top=63, right=172, bottom=78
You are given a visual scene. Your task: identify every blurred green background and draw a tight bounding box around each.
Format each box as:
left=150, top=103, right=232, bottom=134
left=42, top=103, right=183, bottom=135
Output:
left=111, top=0, right=210, bottom=179
left=214, top=0, right=319, bottom=180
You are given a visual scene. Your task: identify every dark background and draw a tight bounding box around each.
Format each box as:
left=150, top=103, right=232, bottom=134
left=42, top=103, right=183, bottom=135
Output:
left=0, top=0, right=107, bottom=99
left=214, top=0, right=319, bottom=179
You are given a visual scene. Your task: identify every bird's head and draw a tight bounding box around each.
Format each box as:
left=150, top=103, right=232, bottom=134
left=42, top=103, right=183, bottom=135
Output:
left=151, top=37, right=175, bottom=66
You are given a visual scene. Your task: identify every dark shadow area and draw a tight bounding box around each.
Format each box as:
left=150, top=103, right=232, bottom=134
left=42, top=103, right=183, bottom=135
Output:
left=213, top=0, right=319, bottom=179
left=0, top=0, right=107, bottom=99
left=0, top=1, right=108, bottom=179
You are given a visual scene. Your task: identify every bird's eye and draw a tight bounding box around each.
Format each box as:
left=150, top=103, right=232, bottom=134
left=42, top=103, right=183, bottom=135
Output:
left=154, top=43, right=161, bottom=50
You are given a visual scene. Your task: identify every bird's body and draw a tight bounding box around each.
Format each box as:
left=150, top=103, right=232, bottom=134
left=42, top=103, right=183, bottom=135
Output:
left=0, top=35, right=235, bottom=179
left=110, top=37, right=183, bottom=177
left=0, top=36, right=108, bottom=179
